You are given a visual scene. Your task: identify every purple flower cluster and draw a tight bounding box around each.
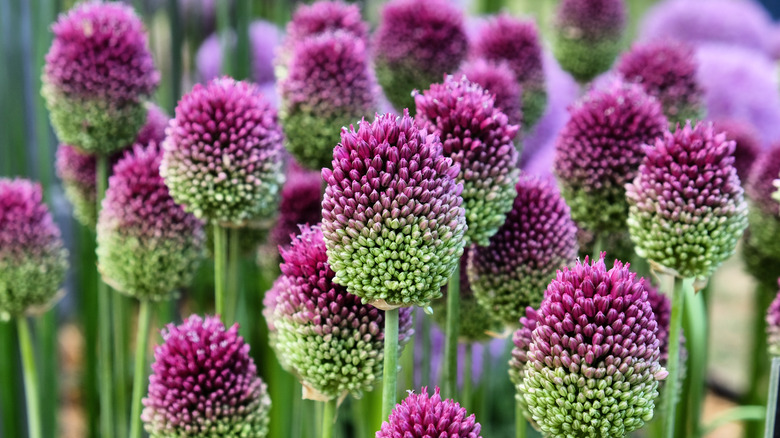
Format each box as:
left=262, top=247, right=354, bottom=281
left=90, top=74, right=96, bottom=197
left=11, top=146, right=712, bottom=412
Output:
left=270, top=161, right=323, bottom=248
left=457, top=59, right=523, bottom=128
left=284, top=1, right=367, bottom=48
left=713, top=118, right=763, bottom=182
left=376, top=387, right=482, bottom=438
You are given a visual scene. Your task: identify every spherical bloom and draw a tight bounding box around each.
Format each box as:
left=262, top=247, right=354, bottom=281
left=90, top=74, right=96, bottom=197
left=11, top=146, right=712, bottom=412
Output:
left=552, top=0, right=626, bottom=82
left=376, top=386, right=482, bottom=438
left=456, top=59, right=523, bottom=128
left=554, top=82, right=668, bottom=232
left=508, top=306, right=540, bottom=418
left=712, top=118, right=762, bottom=181
left=0, top=179, right=68, bottom=320
left=161, top=77, right=285, bottom=226
left=321, top=111, right=467, bottom=308
left=414, top=76, right=520, bottom=246
left=468, top=174, right=579, bottom=326
left=767, top=281, right=780, bottom=356
left=263, top=225, right=413, bottom=400
left=285, top=1, right=367, bottom=48
left=374, top=0, right=468, bottom=113
left=196, top=20, right=281, bottom=85
left=43, top=2, right=160, bottom=153
left=270, top=161, right=323, bottom=248
left=617, top=40, right=704, bottom=125
left=142, top=315, right=271, bottom=437
left=279, top=31, right=378, bottom=170
left=627, top=121, right=748, bottom=280
left=745, top=144, right=780, bottom=263
left=97, top=143, right=204, bottom=301
left=517, top=255, right=667, bottom=437
left=55, top=104, right=169, bottom=227
left=473, top=14, right=546, bottom=129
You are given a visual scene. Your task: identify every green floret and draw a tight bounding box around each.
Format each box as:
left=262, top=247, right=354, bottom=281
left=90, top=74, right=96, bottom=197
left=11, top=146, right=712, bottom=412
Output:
left=553, top=35, right=622, bottom=83
left=375, top=59, right=439, bottom=114
left=0, top=251, right=68, bottom=320
left=562, top=183, right=629, bottom=233
left=521, top=85, right=548, bottom=133
left=469, top=265, right=554, bottom=327
left=62, top=181, right=97, bottom=228
left=281, top=109, right=359, bottom=171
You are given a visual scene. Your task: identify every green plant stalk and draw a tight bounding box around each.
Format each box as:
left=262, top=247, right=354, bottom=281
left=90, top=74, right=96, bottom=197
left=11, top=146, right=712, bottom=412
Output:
left=382, top=308, right=400, bottom=420
left=683, top=287, right=708, bottom=438
left=516, top=397, right=527, bottom=438
left=97, top=154, right=115, bottom=437
left=765, top=357, right=780, bottom=437
left=352, top=393, right=369, bottom=438
left=322, top=399, right=337, bottom=438
left=442, top=265, right=461, bottom=399
left=463, top=343, right=472, bottom=410
left=166, top=0, right=182, bottom=114
left=746, top=283, right=774, bottom=438
left=663, top=276, right=687, bottom=438
left=217, top=0, right=232, bottom=76
left=18, top=317, right=41, bottom=438
left=0, top=321, right=20, bottom=438
left=80, top=225, right=100, bottom=438
left=225, top=228, right=241, bottom=323
left=129, top=300, right=151, bottom=438
left=702, top=405, right=765, bottom=436
left=113, top=295, right=129, bottom=437
left=234, top=0, right=251, bottom=80
left=591, top=233, right=604, bottom=260
left=213, top=225, right=228, bottom=319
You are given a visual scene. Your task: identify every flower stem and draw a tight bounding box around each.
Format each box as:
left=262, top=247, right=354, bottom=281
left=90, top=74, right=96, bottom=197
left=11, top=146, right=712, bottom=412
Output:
left=225, top=227, right=241, bottom=323
left=18, top=317, right=41, bottom=438
left=746, top=283, right=774, bottom=438
left=322, top=399, right=337, bottom=438
left=96, top=154, right=114, bottom=437
left=516, top=396, right=527, bottom=438
left=129, top=300, right=152, bottom=438
left=681, top=286, right=708, bottom=437
left=463, top=343, right=472, bottom=409
left=765, top=357, right=780, bottom=437
left=442, top=264, right=461, bottom=399
left=382, top=308, right=400, bottom=420
left=113, top=294, right=129, bottom=437
left=213, top=225, right=228, bottom=319
left=663, top=276, right=687, bottom=438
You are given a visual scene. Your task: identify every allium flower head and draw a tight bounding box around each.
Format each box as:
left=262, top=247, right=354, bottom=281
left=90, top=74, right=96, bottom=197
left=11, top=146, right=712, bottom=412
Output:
left=508, top=306, right=540, bottom=418
left=627, top=121, right=748, bottom=280
left=517, top=255, right=667, bottom=437
left=263, top=225, right=413, bottom=400
left=374, top=0, right=468, bottom=113
left=161, top=77, right=285, bottom=226
left=457, top=59, right=523, bottom=128
left=270, top=161, right=323, bottom=248
left=553, top=0, right=626, bottom=82
left=468, top=174, right=579, bottom=326
left=142, top=315, right=271, bottom=437
left=554, top=82, right=668, bottom=232
left=0, top=179, right=68, bottom=320
left=617, top=40, right=704, bottom=125
left=97, top=143, right=204, bottom=301
left=43, top=2, right=160, bottom=153
left=767, top=280, right=780, bottom=356
left=745, top=144, right=780, bottom=262
left=376, top=386, right=482, bottom=438
left=321, top=111, right=467, bottom=308
left=279, top=30, right=378, bottom=170
left=713, top=118, right=762, bottom=182
left=645, top=284, right=672, bottom=362
left=286, top=1, right=367, bottom=47
left=414, top=75, right=520, bottom=246
left=474, top=14, right=546, bottom=129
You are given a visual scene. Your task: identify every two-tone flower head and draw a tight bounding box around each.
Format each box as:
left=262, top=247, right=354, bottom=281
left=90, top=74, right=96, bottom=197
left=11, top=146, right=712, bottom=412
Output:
left=616, top=40, right=704, bottom=126
left=767, top=280, right=780, bottom=356
left=713, top=118, right=762, bottom=182
left=43, top=2, right=160, bottom=153
left=373, top=0, right=468, bottom=113
left=508, top=306, right=540, bottom=420
left=97, top=143, right=204, bottom=301
left=468, top=174, right=579, bottom=326
left=627, top=121, right=748, bottom=281
left=263, top=225, right=413, bottom=400
left=321, top=111, right=467, bottom=309
left=0, top=179, right=68, bottom=320
left=516, top=255, right=667, bottom=437
left=161, top=77, right=285, bottom=226
left=270, top=161, right=323, bottom=248
left=473, top=14, right=546, bottom=130
left=456, top=59, right=523, bottom=129
left=279, top=30, right=378, bottom=170
left=376, top=386, right=482, bottom=438
left=414, top=75, right=520, bottom=246
left=142, top=315, right=271, bottom=437
left=283, top=1, right=367, bottom=49
left=554, top=82, right=668, bottom=233
left=745, top=143, right=780, bottom=267
left=56, top=103, right=169, bottom=227
left=553, top=0, right=626, bottom=83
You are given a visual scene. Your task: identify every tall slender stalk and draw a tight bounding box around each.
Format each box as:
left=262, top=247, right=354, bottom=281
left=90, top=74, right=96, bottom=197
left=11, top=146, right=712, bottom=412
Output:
left=382, top=308, right=400, bottom=420
left=663, top=276, right=687, bottom=438
left=746, top=283, right=774, bottom=438
left=213, top=225, right=228, bottom=318
left=0, top=322, right=20, bottom=438
left=217, top=0, right=232, bottom=76
left=225, top=227, right=240, bottom=323
left=17, top=317, right=41, bottom=438
left=322, top=399, right=337, bottom=438
left=683, top=288, right=708, bottom=438
left=129, top=300, right=152, bottom=438
left=113, top=294, right=129, bottom=437
left=516, top=397, right=527, bottom=438
left=765, top=357, right=780, bottom=437
left=442, top=265, right=460, bottom=399
left=96, top=154, right=115, bottom=437
left=166, top=0, right=182, bottom=114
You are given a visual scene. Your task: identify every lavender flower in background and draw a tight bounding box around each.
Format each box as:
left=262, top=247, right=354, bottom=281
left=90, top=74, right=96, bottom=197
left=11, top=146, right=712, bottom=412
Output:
left=283, top=1, right=367, bottom=50
left=0, top=179, right=69, bottom=320
left=456, top=59, right=524, bottom=129
left=767, top=280, right=780, bottom=356
left=376, top=387, right=482, bottom=437
left=43, top=2, right=159, bottom=153
left=270, top=161, right=323, bottom=248
left=142, top=315, right=271, bottom=437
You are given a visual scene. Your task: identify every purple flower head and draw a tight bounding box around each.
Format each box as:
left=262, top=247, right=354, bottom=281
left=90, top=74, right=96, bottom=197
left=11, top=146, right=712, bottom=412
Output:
left=374, top=0, right=468, bottom=112
left=161, top=77, right=285, bottom=226
left=627, top=121, right=748, bottom=280
left=321, top=111, right=467, bottom=308
left=554, top=81, right=668, bottom=232
left=0, top=179, right=68, bottom=320
left=285, top=1, right=368, bottom=48
left=517, top=255, right=667, bottom=436
left=645, top=284, right=672, bottom=362
left=456, top=59, right=523, bottom=128
left=747, top=143, right=780, bottom=215
left=43, top=2, right=160, bottom=153
left=744, top=143, right=780, bottom=262
left=555, top=0, right=626, bottom=40
left=196, top=20, right=282, bottom=85
left=617, top=40, right=704, bottom=125
left=468, top=174, right=579, bottom=326
left=508, top=306, right=540, bottom=420
left=414, top=75, right=520, bottom=245
left=376, top=386, right=482, bottom=438
left=280, top=30, right=378, bottom=170
left=142, top=315, right=271, bottom=436
left=263, top=225, right=413, bottom=400
left=712, top=118, right=763, bottom=182
left=767, top=279, right=780, bottom=356
left=97, top=143, right=204, bottom=301
left=270, top=161, right=323, bottom=248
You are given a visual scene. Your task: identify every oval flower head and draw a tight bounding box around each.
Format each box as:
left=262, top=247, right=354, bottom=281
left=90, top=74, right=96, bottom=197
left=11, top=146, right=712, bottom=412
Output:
left=746, top=143, right=780, bottom=259
left=97, top=143, right=205, bottom=301
left=263, top=225, right=414, bottom=400
left=552, top=0, right=626, bottom=83
left=321, top=111, right=467, bottom=309
left=376, top=386, right=482, bottom=438
left=767, top=280, right=780, bottom=356
left=161, top=77, right=285, bottom=226
left=712, top=118, right=762, bottom=182
left=468, top=174, right=579, bottom=326
left=43, top=2, right=159, bottom=153
left=414, top=75, right=520, bottom=246
left=554, top=82, right=668, bottom=233
left=518, top=255, right=667, bottom=437
left=373, top=0, right=468, bottom=113
left=0, top=179, right=69, bottom=320
left=457, top=59, right=524, bottom=129
left=142, top=315, right=271, bottom=437
left=626, top=121, right=748, bottom=281
left=270, top=161, right=323, bottom=248
left=284, top=0, right=367, bottom=49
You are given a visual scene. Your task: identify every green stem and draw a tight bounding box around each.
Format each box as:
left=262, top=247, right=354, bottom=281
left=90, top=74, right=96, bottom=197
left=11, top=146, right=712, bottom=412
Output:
left=36, top=313, right=56, bottom=438
left=747, top=283, right=774, bottom=438
left=382, top=308, right=400, bottom=420
left=682, top=287, right=708, bottom=438
left=663, top=276, right=687, bottom=438
left=214, top=225, right=228, bottom=319
left=226, top=227, right=241, bottom=323
left=129, top=301, right=152, bottom=438
left=18, top=317, right=41, bottom=438
left=765, top=357, right=780, bottom=437
left=97, top=154, right=114, bottom=437
left=516, top=396, right=527, bottom=438
left=591, top=233, right=604, bottom=260
left=701, top=405, right=765, bottom=436
left=442, top=264, right=461, bottom=399
left=166, top=0, right=182, bottom=114
left=0, top=322, right=20, bottom=438
left=322, top=399, right=337, bottom=438
left=217, top=0, right=232, bottom=76
left=463, top=343, right=472, bottom=410
left=113, top=294, right=128, bottom=437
